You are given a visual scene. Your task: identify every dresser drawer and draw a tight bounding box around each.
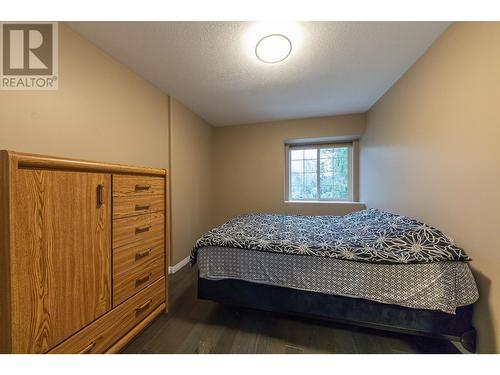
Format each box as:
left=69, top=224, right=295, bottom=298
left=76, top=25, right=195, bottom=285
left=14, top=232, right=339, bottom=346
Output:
left=113, top=254, right=164, bottom=306
left=113, top=194, right=164, bottom=219
left=113, top=175, right=164, bottom=198
left=113, top=212, right=164, bottom=249
left=113, top=237, right=164, bottom=277
left=49, top=277, right=165, bottom=354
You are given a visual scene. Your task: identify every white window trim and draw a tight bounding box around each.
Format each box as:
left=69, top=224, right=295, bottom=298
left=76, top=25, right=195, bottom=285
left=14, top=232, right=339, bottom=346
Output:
left=285, top=142, right=354, bottom=203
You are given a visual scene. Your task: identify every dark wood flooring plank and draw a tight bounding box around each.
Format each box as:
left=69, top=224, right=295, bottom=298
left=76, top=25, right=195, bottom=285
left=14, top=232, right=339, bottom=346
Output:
left=176, top=304, right=231, bottom=354
left=230, top=310, right=266, bottom=353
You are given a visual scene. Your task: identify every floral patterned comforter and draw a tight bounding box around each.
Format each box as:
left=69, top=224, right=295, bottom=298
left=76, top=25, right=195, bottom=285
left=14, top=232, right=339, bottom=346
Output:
left=191, top=209, right=471, bottom=265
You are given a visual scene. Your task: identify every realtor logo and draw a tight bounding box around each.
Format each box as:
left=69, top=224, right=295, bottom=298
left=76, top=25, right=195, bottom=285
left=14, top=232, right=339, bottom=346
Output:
left=0, top=22, right=58, bottom=90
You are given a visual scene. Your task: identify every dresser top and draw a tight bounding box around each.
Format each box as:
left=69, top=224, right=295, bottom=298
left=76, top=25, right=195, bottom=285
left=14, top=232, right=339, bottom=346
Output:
left=1, top=150, right=167, bottom=177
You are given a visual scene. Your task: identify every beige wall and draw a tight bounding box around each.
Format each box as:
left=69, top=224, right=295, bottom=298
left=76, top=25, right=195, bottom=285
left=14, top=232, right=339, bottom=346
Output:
left=213, top=115, right=367, bottom=225
left=0, top=23, right=215, bottom=267
left=169, top=98, right=214, bottom=265
left=0, top=23, right=170, bottom=169
left=360, top=22, right=500, bottom=353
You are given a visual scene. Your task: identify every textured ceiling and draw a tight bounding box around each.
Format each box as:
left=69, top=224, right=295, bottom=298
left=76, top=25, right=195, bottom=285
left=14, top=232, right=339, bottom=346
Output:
left=68, top=21, right=450, bottom=126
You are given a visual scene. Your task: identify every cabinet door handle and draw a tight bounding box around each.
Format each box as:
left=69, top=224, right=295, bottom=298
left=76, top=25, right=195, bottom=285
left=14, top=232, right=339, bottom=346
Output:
left=135, top=273, right=152, bottom=287
left=96, top=184, right=104, bottom=208
left=78, top=341, right=96, bottom=354
left=135, top=225, right=151, bottom=234
left=135, top=249, right=151, bottom=260
left=135, top=299, right=152, bottom=314
left=135, top=184, right=151, bottom=191
left=135, top=204, right=151, bottom=211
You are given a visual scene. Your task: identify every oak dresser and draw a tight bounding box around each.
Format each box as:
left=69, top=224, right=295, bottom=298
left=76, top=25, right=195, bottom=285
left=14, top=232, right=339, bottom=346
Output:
left=0, top=151, right=169, bottom=353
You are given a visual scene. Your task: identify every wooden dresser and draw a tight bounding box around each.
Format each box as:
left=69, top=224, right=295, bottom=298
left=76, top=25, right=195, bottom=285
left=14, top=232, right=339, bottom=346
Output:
left=0, top=151, right=169, bottom=353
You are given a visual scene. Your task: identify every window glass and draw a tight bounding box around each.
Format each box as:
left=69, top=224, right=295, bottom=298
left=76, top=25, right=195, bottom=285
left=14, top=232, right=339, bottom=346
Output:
left=288, top=145, right=351, bottom=201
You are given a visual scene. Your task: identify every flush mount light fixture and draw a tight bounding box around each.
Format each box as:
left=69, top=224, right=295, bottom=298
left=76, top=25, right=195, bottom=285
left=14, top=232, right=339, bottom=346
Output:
left=255, top=34, right=292, bottom=63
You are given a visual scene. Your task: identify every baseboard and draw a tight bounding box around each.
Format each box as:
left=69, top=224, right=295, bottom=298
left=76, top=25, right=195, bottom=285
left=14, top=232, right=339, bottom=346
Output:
left=168, top=256, right=190, bottom=274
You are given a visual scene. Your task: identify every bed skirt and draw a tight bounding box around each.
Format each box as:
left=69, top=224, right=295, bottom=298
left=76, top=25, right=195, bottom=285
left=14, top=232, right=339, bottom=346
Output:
left=197, top=275, right=476, bottom=353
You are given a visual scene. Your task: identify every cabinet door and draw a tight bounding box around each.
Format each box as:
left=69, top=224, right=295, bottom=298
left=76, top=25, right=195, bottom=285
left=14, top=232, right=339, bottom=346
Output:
left=10, top=169, right=111, bottom=353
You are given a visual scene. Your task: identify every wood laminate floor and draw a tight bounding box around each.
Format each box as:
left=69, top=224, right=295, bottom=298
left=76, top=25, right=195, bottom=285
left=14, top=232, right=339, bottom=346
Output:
left=123, top=264, right=460, bottom=354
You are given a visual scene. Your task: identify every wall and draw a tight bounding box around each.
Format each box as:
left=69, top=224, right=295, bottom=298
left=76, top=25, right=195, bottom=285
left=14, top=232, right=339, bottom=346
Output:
left=0, top=23, right=216, bottom=267
left=169, top=97, right=214, bottom=265
left=213, top=115, right=367, bottom=225
left=0, top=24, right=222, bottom=264
left=360, top=22, right=500, bottom=353
left=0, top=23, right=170, bottom=169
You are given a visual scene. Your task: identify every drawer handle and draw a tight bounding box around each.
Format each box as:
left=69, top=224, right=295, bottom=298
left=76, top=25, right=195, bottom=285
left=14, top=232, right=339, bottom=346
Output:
left=78, top=341, right=96, bottom=354
left=135, top=204, right=151, bottom=211
left=135, top=273, right=152, bottom=287
left=135, top=225, right=151, bottom=234
left=135, top=184, right=151, bottom=191
left=135, top=299, right=152, bottom=314
left=135, top=248, right=152, bottom=260
left=96, top=184, right=104, bottom=208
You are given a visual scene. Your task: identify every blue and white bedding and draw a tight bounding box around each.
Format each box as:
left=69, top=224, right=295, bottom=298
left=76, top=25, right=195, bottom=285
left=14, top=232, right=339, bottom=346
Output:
left=191, top=209, right=471, bottom=265
left=197, top=246, right=479, bottom=314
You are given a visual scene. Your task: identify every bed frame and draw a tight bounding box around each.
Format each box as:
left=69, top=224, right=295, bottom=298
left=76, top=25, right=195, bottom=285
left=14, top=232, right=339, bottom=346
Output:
left=198, top=275, right=476, bottom=353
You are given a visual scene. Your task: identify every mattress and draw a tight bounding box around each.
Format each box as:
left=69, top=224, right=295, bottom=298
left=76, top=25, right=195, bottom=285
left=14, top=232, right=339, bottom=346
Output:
left=197, top=246, right=479, bottom=314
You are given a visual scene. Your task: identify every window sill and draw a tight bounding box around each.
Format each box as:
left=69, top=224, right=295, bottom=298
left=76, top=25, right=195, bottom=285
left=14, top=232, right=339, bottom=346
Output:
left=284, top=200, right=365, bottom=205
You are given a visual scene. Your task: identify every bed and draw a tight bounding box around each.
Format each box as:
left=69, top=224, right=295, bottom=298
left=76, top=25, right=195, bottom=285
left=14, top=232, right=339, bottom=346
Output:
left=191, top=209, right=479, bottom=352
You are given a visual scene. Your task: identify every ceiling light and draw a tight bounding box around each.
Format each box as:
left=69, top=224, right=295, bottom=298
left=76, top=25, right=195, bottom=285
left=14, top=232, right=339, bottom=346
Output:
left=255, top=34, right=292, bottom=64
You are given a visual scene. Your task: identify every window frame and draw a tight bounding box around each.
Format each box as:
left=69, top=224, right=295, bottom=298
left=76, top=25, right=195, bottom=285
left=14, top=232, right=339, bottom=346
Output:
left=285, top=142, right=354, bottom=202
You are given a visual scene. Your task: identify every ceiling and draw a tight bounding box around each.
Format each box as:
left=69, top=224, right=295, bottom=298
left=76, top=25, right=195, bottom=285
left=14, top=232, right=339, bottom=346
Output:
left=68, top=21, right=450, bottom=126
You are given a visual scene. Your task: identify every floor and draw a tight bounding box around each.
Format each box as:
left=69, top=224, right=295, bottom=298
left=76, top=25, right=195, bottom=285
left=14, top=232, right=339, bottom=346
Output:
left=123, top=264, right=460, bottom=354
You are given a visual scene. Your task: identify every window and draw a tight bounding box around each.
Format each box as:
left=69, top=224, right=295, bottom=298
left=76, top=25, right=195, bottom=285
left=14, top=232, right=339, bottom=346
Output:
left=286, top=143, right=353, bottom=201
